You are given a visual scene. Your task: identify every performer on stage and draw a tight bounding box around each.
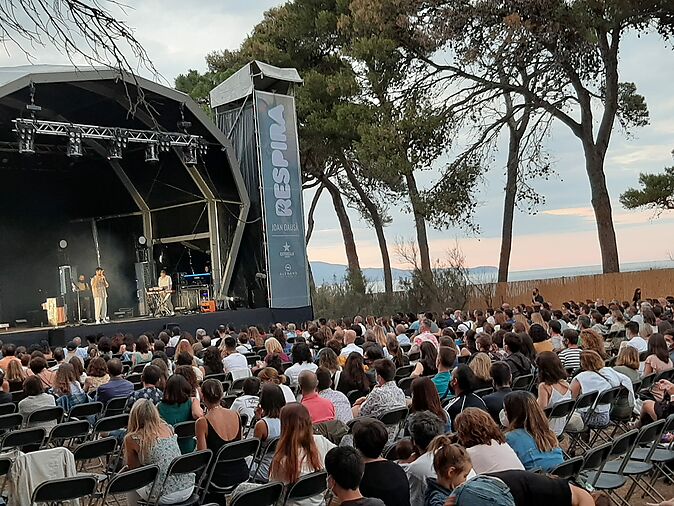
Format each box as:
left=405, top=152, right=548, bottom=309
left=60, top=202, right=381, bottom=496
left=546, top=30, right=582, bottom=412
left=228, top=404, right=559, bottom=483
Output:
left=158, top=269, right=174, bottom=316
left=76, top=274, right=92, bottom=321
left=91, top=267, right=109, bottom=324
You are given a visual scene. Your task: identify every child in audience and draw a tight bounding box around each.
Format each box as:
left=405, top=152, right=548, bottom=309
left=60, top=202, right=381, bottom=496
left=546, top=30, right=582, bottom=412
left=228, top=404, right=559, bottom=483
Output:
left=231, top=376, right=260, bottom=423
left=424, top=434, right=473, bottom=506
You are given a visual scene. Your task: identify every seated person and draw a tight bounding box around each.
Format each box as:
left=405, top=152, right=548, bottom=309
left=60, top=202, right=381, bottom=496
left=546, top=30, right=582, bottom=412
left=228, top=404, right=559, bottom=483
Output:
left=325, top=446, right=385, bottom=506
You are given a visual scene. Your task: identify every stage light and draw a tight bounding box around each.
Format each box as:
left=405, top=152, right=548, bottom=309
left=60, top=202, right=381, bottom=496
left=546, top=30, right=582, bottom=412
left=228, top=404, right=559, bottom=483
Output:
left=183, top=143, right=198, bottom=166
left=145, top=142, right=159, bottom=163
left=107, top=128, right=128, bottom=160
left=197, top=139, right=208, bottom=156
left=158, top=134, right=171, bottom=152
left=58, top=239, right=68, bottom=249
left=67, top=128, right=83, bottom=157
left=17, top=122, right=35, bottom=154
left=138, top=236, right=147, bottom=246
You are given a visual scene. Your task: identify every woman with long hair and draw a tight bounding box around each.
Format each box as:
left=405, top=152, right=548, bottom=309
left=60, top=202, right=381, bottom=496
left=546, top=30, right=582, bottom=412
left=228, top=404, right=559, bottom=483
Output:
left=336, top=353, right=371, bottom=398
left=411, top=341, right=438, bottom=378
left=69, top=356, right=86, bottom=386
left=263, top=337, right=290, bottom=364
left=270, top=403, right=335, bottom=505
left=52, top=362, right=88, bottom=411
left=124, top=400, right=194, bottom=506
left=513, top=314, right=530, bottom=332
left=150, top=357, right=170, bottom=390
left=157, top=374, right=203, bottom=453
left=174, top=364, right=201, bottom=401
left=131, top=335, right=153, bottom=366
left=372, top=326, right=390, bottom=357
left=468, top=353, right=492, bottom=390
left=248, top=326, right=264, bottom=348
left=504, top=391, right=564, bottom=471
left=175, top=340, right=204, bottom=381
left=317, top=347, right=341, bottom=388
left=454, top=408, right=524, bottom=474
left=202, top=346, right=224, bottom=377
left=5, top=359, right=26, bottom=392
left=644, top=333, right=673, bottom=376
left=530, top=312, right=549, bottom=333
left=613, top=346, right=640, bottom=383
left=258, top=367, right=296, bottom=403
left=252, top=383, right=286, bottom=482
left=386, top=334, right=408, bottom=368
left=410, top=377, right=450, bottom=432
left=196, top=379, right=247, bottom=489
left=579, top=329, right=607, bottom=359
left=535, top=351, right=581, bottom=435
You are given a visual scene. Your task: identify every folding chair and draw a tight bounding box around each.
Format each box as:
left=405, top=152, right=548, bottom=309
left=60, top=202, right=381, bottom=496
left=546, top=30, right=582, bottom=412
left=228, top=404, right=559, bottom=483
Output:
left=222, top=394, right=238, bottom=409
left=205, top=373, right=227, bottom=382
left=545, top=398, right=576, bottom=438
left=46, top=420, right=90, bottom=447
left=104, top=396, right=129, bottom=417
left=0, top=403, right=15, bottom=416
left=0, top=412, right=22, bottom=433
left=231, top=481, right=284, bottom=506
left=126, top=373, right=143, bottom=384
left=629, top=414, right=674, bottom=495
left=228, top=378, right=248, bottom=395
left=609, top=385, right=638, bottom=436
left=283, top=470, right=327, bottom=505
left=32, top=475, right=97, bottom=505
left=69, top=401, right=103, bottom=421
left=91, top=414, right=129, bottom=439
left=131, top=363, right=147, bottom=374
left=394, top=365, right=414, bottom=380
left=100, top=464, right=159, bottom=505
left=640, top=373, right=656, bottom=393
left=250, top=436, right=280, bottom=482
left=0, top=427, right=46, bottom=451
left=26, top=406, right=64, bottom=428
left=203, top=439, right=260, bottom=501
left=150, top=449, right=212, bottom=506
left=347, top=390, right=363, bottom=405
left=602, top=419, right=666, bottom=503
left=73, top=436, right=118, bottom=474
left=401, top=344, right=412, bottom=353
left=175, top=420, right=196, bottom=449
left=512, top=374, right=534, bottom=391
left=11, top=390, right=27, bottom=404
left=246, top=355, right=261, bottom=366
left=377, top=406, right=408, bottom=439
left=566, top=391, right=599, bottom=455
left=384, top=437, right=410, bottom=460
left=588, top=387, right=622, bottom=446
left=583, top=429, right=639, bottom=506
left=550, top=455, right=584, bottom=480
left=408, top=352, right=420, bottom=362
left=397, top=377, right=414, bottom=397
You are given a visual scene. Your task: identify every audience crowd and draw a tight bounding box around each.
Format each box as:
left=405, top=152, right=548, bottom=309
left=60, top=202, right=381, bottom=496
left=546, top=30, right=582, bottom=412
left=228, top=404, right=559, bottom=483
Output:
left=1, top=290, right=674, bottom=505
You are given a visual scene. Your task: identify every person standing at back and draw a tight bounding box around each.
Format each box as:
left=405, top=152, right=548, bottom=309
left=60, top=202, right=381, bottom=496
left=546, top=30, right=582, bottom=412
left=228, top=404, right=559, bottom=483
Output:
left=325, top=446, right=385, bottom=506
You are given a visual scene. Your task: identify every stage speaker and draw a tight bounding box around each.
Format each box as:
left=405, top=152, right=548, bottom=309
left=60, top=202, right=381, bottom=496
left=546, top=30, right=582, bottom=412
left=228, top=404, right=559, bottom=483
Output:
left=48, top=328, right=66, bottom=348
left=27, top=309, right=48, bottom=328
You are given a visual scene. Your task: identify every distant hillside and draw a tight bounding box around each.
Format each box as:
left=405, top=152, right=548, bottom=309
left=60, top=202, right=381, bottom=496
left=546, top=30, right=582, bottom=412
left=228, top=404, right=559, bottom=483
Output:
left=310, top=261, right=498, bottom=287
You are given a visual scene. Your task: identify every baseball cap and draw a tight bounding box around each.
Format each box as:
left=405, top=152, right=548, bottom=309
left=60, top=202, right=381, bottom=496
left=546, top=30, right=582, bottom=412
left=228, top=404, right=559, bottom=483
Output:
left=66, top=341, right=77, bottom=351
left=196, top=328, right=207, bottom=337
left=450, top=475, right=515, bottom=506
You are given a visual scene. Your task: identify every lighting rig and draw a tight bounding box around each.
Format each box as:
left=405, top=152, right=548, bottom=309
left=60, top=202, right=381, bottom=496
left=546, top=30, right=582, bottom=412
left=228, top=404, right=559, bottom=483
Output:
left=12, top=118, right=209, bottom=165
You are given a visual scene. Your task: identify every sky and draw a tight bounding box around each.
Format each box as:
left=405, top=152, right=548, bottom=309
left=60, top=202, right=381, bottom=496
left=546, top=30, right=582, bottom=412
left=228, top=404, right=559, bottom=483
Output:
left=1, top=0, right=673, bottom=273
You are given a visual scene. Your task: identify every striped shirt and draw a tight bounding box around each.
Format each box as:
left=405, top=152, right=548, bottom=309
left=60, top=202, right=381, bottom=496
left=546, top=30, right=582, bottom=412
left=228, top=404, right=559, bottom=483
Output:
left=559, top=347, right=582, bottom=370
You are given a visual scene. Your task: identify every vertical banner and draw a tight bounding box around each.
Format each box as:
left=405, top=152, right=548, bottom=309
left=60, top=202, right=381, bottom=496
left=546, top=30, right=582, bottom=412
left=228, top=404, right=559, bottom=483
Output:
left=255, top=90, right=311, bottom=308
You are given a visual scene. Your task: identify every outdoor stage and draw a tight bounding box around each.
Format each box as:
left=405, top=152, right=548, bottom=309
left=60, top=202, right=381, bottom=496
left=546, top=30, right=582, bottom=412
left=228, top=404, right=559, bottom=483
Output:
left=0, top=306, right=313, bottom=348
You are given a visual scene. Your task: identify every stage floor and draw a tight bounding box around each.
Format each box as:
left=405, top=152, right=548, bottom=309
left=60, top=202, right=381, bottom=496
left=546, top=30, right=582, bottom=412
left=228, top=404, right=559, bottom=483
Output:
left=0, top=306, right=313, bottom=348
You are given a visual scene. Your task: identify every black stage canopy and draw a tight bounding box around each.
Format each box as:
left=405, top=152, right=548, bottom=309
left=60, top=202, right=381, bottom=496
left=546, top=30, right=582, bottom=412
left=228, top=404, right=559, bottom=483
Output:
left=0, top=65, right=252, bottom=325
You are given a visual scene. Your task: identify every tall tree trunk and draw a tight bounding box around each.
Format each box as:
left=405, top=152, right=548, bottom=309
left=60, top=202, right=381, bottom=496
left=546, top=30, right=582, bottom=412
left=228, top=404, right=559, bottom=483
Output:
left=305, top=184, right=324, bottom=294
left=498, top=128, right=519, bottom=283
left=323, top=177, right=366, bottom=293
left=342, top=162, right=394, bottom=294
left=405, top=172, right=433, bottom=282
left=583, top=143, right=620, bottom=273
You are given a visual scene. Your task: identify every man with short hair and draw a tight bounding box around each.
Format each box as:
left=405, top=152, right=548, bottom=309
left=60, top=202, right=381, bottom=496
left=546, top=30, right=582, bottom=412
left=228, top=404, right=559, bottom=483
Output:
left=577, top=315, right=592, bottom=331
left=222, top=336, right=249, bottom=375
left=126, top=364, right=163, bottom=410
left=412, top=319, right=439, bottom=350
left=352, top=418, right=410, bottom=506
left=325, top=446, right=385, bottom=506
left=353, top=359, right=406, bottom=418
left=49, top=347, right=65, bottom=372
left=444, top=365, right=487, bottom=428
left=622, top=320, right=647, bottom=353
left=299, top=370, right=335, bottom=423
left=395, top=324, right=411, bottom=346
left=340, top=330, right=364, bottom=359
left=0, top=343, right=19, bottom=371
left=432, top=346, right=456, bottom=401
left=548, top=320, right=564, bottom=351
left=317, top=367, right=353, bottom=424
left=559, top=329, right=582, bottom=370
left=482, top=362, right=513, bottom=423
left=96, top=358, right=134, bottom=405
left=65, top=341, right=79, bottom=363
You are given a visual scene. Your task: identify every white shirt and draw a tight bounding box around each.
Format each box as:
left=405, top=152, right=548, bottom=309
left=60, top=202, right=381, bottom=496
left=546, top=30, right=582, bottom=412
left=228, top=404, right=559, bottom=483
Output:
left=222, top=352, right=249, bottom=374
left=168, top=336, right=180, bottom=348
left=339, top=343, right=363, bottom=358
left=158, top=274, right=172, bottom=290
left=280, top=384, right=297, bottom=403
left=285, top=362, right=318, bottom=386
left=466, top=440, right=525, bottom=474
left=626, top=335, right=648, bottom=353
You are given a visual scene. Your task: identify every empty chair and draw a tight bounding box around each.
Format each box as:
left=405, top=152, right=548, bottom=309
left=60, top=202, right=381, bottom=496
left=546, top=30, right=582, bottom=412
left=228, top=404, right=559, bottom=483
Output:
left=32, top=475, right=97, bottom=505
left=0, top=412, right=22, bottom=432
left=231, top=481, right=284, bottom=506
left=69, top=401, right=103, bottom=421
left=0, top=427, right=46, bottom=451
left=104, top=396, right=129, bottom=416
left=73, top=436, right=118, bottom=472
left=47, top=420, right=90, bottom=447
left=346, top=390, right=362, bottom=406
left=549, top=456, right=584, bottom=480
left=283, top=470, right=327, bottom=505
left=100, top=464, right=160, bottom=505
left=91, top=414, right=129, bottom=438
left=222, top=394, right=238, bottom=409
